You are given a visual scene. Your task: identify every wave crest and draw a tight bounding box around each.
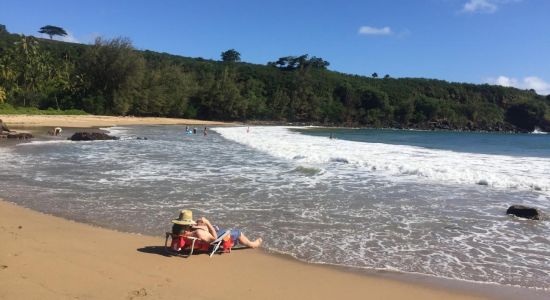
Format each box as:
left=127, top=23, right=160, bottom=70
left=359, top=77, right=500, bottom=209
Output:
left=213, top=126, right=550, bottom=194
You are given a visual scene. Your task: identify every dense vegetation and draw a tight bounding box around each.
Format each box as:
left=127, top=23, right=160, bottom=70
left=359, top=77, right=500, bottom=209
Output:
left=1, top=24, right=549, bottom=132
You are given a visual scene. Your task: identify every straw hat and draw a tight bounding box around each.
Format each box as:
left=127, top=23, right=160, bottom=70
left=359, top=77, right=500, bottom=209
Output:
left=172, top=209, right=197, bottom=225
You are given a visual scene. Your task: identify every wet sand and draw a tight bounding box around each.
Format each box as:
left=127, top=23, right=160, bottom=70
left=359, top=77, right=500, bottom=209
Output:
left=0, top=200, right=490, bottom=300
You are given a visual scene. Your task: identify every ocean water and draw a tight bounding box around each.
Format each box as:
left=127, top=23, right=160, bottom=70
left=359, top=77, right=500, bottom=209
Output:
left=0, top=125, right=549, bottom=290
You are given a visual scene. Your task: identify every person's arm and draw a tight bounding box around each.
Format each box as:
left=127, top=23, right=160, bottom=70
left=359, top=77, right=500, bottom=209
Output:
left=195, top=229, right=215, bottom=243
left=200, top=217, right=218, bottom=240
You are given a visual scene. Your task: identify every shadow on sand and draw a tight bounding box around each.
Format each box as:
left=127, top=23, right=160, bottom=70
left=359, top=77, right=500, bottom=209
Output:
left=136, top=246, right=175, bottom=257
left=137, top=245, right=249, bottom=258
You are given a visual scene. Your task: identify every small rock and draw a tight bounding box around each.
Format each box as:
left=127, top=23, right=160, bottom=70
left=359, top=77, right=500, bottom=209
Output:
left=477, top=179, right=489, bottom=186
left=506, top=205, right=542, bottom=220
left=128, top=288, right=148, bottom=299
left=6, top=132, right=33, bottom=139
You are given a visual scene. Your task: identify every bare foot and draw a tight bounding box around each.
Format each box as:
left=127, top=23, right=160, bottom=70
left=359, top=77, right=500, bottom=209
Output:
left=249, top=238, right=263, bottom=248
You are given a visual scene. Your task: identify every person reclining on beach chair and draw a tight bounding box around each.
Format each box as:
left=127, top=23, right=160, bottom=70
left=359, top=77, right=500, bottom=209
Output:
left=165, top=210, right=262, bottom=257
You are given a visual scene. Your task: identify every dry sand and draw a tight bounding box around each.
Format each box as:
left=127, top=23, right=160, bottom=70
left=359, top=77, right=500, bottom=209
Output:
left=0, top=115, right=493, bottom=299
left=0, top=200, right=488, bottom=300
left=0, top=114, right=231, bottom=129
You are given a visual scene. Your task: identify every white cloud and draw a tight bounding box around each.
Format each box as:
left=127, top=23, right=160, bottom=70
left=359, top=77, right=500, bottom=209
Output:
left=523, top=77, right=550, bottom=95
left=463, top=0, right=498, bottom=13
left=57, top=31, right=79, bottom=43
left=492, top=75, right=517, bottom=87
left=486, top=76, right=550, bottom=95
left=358, top=26, right=392, bottom=36
left=462, top=0, right=521, bottom=14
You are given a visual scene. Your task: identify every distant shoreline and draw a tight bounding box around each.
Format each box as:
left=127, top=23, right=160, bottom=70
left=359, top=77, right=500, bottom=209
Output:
left=244, top=120, right=528, bottom=134
left=0, top=114, right=536, bottom=135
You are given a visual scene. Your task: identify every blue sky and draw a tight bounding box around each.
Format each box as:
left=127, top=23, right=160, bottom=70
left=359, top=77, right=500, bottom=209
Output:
left=1, top=0, right=549, bottom=94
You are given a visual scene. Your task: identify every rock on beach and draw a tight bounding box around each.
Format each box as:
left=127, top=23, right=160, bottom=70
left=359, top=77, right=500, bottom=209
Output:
left=506, top=205, right=542, bottom=220
left=68, top=132, right=119, bottom=141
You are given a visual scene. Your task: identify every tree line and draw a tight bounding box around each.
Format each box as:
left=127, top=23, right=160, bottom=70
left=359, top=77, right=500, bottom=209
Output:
left=1, top=24, right=549, bottom=132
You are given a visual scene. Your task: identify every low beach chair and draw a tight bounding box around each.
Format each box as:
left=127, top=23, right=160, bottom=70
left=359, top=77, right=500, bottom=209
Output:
left=164, top=230, right=232, bottom=258
left=208, top=230, right=232, bottom=257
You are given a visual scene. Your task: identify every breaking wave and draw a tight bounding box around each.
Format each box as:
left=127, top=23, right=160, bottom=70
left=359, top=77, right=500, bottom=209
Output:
left=213, top=126, right=550, bottom=194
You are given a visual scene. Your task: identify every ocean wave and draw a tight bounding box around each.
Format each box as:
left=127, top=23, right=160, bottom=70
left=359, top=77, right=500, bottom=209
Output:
left=16, top=140, right=73, bottom=146
left=101, top=126, right=134, bottom=140
left=213, top=126, right=550, bottom=194
left=292, top=166, right=323, bottom=176
left=531, top=128, right=548, bottom=135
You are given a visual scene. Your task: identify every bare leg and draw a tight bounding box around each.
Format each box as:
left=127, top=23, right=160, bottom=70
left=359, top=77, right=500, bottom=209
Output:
left=237, top=233, right=262, bottom=248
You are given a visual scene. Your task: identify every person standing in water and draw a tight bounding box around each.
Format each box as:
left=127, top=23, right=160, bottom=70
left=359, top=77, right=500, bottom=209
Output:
left=0, top=119, right=11, bottom=133
left=203, top=127, right=208, bottom=136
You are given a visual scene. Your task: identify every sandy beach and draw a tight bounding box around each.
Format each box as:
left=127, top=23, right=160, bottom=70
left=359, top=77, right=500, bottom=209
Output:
left=0, top=115, right=532, bottom=299
left=0, top=114, right=231, bottom=129
left=0, top=199, right=490, bottom=300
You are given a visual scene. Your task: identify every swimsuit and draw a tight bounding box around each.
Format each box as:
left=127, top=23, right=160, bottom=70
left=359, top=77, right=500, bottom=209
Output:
left=217, top=229, right=241, bottom=245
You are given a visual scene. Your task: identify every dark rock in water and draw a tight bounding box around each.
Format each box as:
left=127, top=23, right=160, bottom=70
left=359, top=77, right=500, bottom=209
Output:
left=137, top=137, right=148, bottom=140
left=506, top=205, right=542, bottom=220
left=69, top=132, right=119, bottom=141
left=6, top=132, right=33, bottom=139
left=476, top=179, right=489, bottom=186
left=330, top=157, right=349, bottom=164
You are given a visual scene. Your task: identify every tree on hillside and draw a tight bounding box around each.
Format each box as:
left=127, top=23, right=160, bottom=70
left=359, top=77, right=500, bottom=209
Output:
left=221, top=49, right=241, bottom=62
left=10, top=35, right=55, bottom=107
left=268, top=55, right=329, bottom=70
left=308, top=56, right=330, bottom=69
left=505, top=102, right=546, bottom=131
left=372, top=72, right=378, bottom=78
left=0, top=87, right=6, bottom=104
left=38, top=25, right=67, bottom=40
left=80, top=37, right=144, bottom=114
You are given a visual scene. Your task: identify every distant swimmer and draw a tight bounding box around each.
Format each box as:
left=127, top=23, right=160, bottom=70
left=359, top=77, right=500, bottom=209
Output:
left=203, top=127, right=208, bottom=136
left=54, top=127, right=62, bottom=136
left=193, top=128, right=197, bottom=134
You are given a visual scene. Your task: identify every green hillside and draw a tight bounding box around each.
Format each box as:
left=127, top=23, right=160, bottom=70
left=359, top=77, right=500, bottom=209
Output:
left=1, top=24, right=549, bottom=132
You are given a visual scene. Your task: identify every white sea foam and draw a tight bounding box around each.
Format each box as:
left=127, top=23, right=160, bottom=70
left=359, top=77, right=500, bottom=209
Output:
left=213, top=126, right=550, bottom=195
left=100, top=126, right=137, bottom=140
left=16, top=140, right=74, bottom=146
left=532, top=128, right=548, bottom=135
